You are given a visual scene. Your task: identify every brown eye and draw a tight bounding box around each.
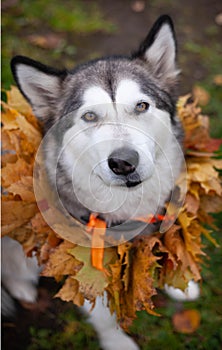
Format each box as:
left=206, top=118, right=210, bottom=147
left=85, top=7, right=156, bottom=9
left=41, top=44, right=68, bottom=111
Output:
left=82, top=112, right=98, bottom=122
left=135, top=102, right=149, bottom=113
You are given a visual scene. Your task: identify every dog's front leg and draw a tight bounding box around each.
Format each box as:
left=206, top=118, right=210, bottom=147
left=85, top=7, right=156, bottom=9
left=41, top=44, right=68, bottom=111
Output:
left=82, top=294, right=139, bottom=350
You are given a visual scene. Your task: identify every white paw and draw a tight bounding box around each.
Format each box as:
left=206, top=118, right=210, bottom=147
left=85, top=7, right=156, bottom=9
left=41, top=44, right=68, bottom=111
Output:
left=1, top=236, right=40, bottom=303
left=82, top=295, right=139, bottom=350
left=164, top=280, right=200, bottom=301
left=99, top=328, right=139, bottom=350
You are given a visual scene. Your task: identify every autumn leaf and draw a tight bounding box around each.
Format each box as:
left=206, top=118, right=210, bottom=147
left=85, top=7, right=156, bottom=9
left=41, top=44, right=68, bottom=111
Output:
left=192, top=85, right=210, bottom=106
left=177, top=96, right=207, bottom=149
left=2, top=105, right=41, bottom=144
left=5, top=86, right=40, bottom=129
left=1, top=201, right=38, bottom=235
left=172, top=309, right=201, bottom=333
left=55, top=277, right=84, bottom=307
left=27, top=33, right=63, bottom=50
left=185, top=192, right=200, bottom=215
left=1, top=129, right=17, bottom=165
left=213, top=74, right=222, bottom=86
left=131, top=237, right=159, bottom=314
left=5, top=86, right=33, bottom=116
left=117, top=242, right=132, bottom=291
left=1, top=158, right=33, bottom=188
left=7, top=176, right=35, bottom=202
left=69, top=246, right=116, bottom=302
left=42, top=240, right=82, bottom=281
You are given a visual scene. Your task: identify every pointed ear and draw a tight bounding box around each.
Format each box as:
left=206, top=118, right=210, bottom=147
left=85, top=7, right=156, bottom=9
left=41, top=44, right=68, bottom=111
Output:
left=11, top=56, right=67, bottom=121
left=133, top=15, right=180, bottom=87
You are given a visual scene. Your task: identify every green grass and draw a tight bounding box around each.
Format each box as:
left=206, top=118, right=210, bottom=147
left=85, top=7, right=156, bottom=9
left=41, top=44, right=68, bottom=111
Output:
left=1, top=0, right=116, bottom=88
left=2, top=0, right=115, bottom=33
left=28, top=309, right=100, bottom=350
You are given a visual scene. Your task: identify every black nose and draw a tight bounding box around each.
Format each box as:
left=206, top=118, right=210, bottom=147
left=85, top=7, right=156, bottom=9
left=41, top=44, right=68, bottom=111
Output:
left=108, top=147, right=139, bottom=176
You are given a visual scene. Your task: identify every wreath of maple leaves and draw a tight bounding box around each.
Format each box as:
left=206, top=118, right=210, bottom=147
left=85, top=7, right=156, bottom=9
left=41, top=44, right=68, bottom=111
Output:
left=1, top=87, right=222, bottom=329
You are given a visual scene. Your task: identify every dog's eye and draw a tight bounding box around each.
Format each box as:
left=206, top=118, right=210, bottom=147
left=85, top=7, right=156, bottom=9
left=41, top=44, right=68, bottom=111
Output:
left=135, top=102, right=149, bottom=113
left=82, top=112, right=98, bottom=122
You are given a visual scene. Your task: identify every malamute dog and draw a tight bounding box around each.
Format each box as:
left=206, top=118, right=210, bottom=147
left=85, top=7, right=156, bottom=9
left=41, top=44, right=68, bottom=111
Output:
left=5, top=15, right=194, bottom=350
left=11, top=15, right=184, bottom=235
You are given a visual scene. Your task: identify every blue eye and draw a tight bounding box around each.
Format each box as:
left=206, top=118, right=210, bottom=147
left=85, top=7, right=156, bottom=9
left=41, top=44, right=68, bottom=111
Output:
left=81, top=112, right=98, bottom=122
left=135, top=102, right=149, bottom=113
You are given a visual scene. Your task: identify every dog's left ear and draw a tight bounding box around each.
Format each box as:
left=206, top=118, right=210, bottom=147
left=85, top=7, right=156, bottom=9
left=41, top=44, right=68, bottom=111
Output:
left=11, top=56, right=67, bottom=122
left=133, top=15, right=179, bottom=87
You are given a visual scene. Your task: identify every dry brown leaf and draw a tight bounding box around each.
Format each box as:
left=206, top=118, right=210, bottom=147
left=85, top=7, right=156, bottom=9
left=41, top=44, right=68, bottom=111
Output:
left=2, top=158, right=33, bottom=188
left=42, top=241, right=82, bottom=281
left=185, top=193, right=200, bottom=215
left=7, top=225, right=36, bottom=254
left=5, top=86, right=33, bottom=116
left=1, top=129, right=18, bottom=165
left=132, top=237, right=159, bottom=313
left=192, top=85, right=210, bottom=106
left=186, top=158, right=222, bottom=196
left=177, top=96, right=210, bottom=151
left=1, top=201, right=38, bottom=235
left=7, top=176, right=35, bottom=202
left=173, top=309, right=201, bottom=333
left=131, top=1, right=145, bottom=13
left=117, top=242, right=132, bottom=291
left=200, top=194, right=222, bottom=213
left=55, top=277, right=84, bottom=307
left=27, top=33, right=63, bottom=50
left=164, top=225, right=190, bottom=271
left=213, top=74, right=222, bottom=86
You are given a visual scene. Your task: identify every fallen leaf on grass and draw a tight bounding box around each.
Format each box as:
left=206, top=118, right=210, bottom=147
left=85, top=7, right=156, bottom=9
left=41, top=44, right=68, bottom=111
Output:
left=172, top=309, right=201, bottom=333
left=27, top=33, right=63, bottom=50
left=213, top=74, right=222, bottom=86
left=192, top=85, right=210, bottom=106
left=131, top=0, right=145, bottom=13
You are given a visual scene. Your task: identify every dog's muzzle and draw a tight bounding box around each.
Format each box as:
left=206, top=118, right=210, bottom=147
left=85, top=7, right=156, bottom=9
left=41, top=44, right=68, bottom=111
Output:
left=108, top=147, right=141, bottom=187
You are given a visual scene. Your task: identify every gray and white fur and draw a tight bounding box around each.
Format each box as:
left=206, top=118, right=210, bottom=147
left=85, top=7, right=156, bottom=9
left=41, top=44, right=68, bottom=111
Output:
left=4, top=15, right=196, bottom=350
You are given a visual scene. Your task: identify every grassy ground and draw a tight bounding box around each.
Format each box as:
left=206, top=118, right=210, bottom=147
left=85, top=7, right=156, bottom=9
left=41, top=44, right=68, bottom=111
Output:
left=2, top=0, right=222, bottom=349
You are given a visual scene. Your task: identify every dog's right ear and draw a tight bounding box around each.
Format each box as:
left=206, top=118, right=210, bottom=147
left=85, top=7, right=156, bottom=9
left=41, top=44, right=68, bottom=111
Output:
left=11, top=56, right=67, bottom=121
left=133, top=15, right=179, bottom=91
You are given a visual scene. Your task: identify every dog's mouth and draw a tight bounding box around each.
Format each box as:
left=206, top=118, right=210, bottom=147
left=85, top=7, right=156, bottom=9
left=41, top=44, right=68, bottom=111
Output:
left=125, top=172, right=141, bottom=188
left=95, top=168, right=142, bottom=188
left=125, top=179, right=141, bottom=188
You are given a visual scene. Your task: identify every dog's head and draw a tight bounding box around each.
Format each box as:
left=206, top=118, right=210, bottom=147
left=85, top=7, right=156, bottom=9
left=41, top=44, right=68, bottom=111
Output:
left=11, top=15, right=184, bottom=224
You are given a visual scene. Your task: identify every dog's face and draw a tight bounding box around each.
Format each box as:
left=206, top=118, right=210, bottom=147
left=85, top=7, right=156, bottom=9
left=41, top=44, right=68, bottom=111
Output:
left=11, top=15, right=184, bottom=226
left=62, top=77, right=172, bottom=187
